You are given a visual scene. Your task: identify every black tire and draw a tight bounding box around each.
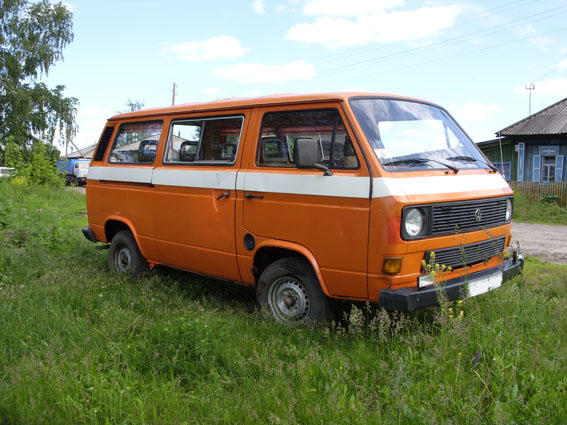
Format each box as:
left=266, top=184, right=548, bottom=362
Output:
left=256, top=257, right=333, bottom=324
left=108, top=230, right=148, bottom=278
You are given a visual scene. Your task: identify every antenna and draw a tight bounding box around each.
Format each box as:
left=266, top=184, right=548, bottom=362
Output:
left=525, top=82, right=535, bottom=115
left=172, top=82, right=177, bottom=106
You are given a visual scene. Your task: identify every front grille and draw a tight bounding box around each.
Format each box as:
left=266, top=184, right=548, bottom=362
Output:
left=431, top=198, right=509, bottom=236
left=424, top=236, right=506, bottom=270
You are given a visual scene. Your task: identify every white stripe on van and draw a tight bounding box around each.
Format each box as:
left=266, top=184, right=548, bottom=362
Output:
left=374, top=173, right=509, bottom=198
left=89, top=166, right=509, bottom=199
left=88, top=166, right=153, bottom=184
left=240, top=171, right=370, bottom=199
left=152, top=168, right=237, bottom=190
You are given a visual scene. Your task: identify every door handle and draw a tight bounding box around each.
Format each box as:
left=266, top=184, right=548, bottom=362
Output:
left=244, top=193, right=264, bottom=199
left=216, top=191, right=230, bottom=200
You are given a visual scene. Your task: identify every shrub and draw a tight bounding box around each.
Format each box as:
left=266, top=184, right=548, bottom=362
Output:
left=3, top=139, right=63, bottom=187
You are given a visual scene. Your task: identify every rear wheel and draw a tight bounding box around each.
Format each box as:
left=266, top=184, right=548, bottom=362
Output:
left=108, top=230, right=148, bottom=277
left=256, top=257, right=333, bottom=324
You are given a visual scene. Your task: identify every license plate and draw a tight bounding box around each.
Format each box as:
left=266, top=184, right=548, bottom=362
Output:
left=467, top=271, right=503, bottom=297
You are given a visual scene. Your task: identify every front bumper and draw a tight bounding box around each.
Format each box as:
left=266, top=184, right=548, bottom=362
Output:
left=379, top=254, right=524, bottom=311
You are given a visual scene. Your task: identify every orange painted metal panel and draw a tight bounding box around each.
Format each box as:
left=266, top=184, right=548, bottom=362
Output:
left=85, top=92, right=516, bottom=304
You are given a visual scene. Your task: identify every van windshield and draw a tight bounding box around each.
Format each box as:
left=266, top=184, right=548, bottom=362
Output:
left=350, top=98, right=488, bottom=171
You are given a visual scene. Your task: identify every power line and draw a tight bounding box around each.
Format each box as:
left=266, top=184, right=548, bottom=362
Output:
left=345, top=25, right=567, bottom=81
left=315, top=5, right=566, bottom=76
left=535, top=51, right=567, bottom=81
left=307, top=0, right=545, bottom=66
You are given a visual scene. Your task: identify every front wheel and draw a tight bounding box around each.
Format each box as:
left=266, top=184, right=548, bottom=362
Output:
left=256, top=257, right=333, bottom=324
left=108, top=230, right=148, bottom=277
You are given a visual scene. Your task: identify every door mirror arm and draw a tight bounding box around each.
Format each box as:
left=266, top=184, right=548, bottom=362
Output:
left=314, top=163, right=333, bottom=176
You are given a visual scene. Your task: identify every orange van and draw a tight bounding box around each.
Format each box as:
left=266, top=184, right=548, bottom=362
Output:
left=82, top=93, right=523, bottom=323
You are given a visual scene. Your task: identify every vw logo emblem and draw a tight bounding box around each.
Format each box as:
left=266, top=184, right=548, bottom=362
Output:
left=474, top=208, right=482, bottom=222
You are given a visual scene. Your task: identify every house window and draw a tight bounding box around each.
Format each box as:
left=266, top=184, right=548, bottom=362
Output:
left=541, top=155, right=556, bottom=182
left=493, top=162, right=511, bottom=181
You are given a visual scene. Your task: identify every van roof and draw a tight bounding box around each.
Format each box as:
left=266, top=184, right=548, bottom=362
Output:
left=109, top=92, right=432, bottom=121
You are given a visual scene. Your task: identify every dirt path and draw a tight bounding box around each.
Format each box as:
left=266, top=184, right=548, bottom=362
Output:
left=511, top=222, right=567, bottom=265
left=65, top=186, right=86, bottom=194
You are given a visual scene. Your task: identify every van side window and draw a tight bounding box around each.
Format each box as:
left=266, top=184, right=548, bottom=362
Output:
left=108, top=121, right=163, bottom=164
left=164, top=116, right=243, bottom=164
left=257, top=109, right=359, bottom=169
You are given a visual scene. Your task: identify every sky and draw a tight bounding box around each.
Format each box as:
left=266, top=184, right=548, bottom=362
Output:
left=43, top=0, right=567, bottom=151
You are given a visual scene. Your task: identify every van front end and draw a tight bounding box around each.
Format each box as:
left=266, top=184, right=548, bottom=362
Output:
left=347, top=96, right=524, bottom=311
left=375, top=193, right=524, bottom=311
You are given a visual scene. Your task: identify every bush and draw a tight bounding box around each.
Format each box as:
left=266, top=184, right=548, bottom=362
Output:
left=3, top=139, right=63, bottom=187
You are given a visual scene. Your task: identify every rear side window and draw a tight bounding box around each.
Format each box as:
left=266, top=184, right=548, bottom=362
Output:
left=93, top=126, right=114, bottom=162
left=164, top=116, right=243, bottom=165
left=257, top=109, right=359, bottom=169
left=108, top=121, right=163, bottom=164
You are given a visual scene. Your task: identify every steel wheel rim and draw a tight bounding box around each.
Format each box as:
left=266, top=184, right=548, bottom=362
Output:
left=267, top=276, right=310, bottom=323
left=116, top=246, right=132, bottom=273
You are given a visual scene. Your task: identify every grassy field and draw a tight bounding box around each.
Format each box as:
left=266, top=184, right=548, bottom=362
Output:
left=0, top=181, right=566, bottom=424
left=513, top=190, right=567, bottom=225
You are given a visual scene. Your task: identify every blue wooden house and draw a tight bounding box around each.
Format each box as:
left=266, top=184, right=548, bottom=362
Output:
left=478, top=97, right=566, bottom=183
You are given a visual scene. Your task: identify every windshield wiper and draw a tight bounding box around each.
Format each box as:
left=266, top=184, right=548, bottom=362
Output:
left=445, top=156, right=497, bottom=173
left=383, top=157, right=459, bottom=173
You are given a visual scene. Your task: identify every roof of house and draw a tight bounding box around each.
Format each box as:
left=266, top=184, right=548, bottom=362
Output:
left=497, top=97, right=567, bottom=136
left=67, top=143, right=97, bottom=159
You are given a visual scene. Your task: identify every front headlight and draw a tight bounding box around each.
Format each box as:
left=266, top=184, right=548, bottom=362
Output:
left=404, top=208, right=424, bottom=237
left=505, top=198, right=513, bottom=221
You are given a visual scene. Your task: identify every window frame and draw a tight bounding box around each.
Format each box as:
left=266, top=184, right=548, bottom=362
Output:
left=107, top=120, right=164, bottom=165
left=493, top=161, right=512, bottom=181
left=255, top=108, right=360, bottom=170
left=541, top=155, right=556, bottom=183
left=162, top=114, right=245, bottom=167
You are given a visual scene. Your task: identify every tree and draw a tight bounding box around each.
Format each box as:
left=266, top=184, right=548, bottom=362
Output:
left=0, top=0, right=78, bottom=164
left=119, top=99, right=145, bottom=114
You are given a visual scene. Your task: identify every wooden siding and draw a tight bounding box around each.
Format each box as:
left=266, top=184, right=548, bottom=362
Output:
left=510, top=182, right=567, bottom=207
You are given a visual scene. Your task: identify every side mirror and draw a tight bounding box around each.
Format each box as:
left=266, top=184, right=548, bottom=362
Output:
left=294, top=138, right=333, bottom=176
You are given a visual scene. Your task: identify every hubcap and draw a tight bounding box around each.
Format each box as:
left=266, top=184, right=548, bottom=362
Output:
left=267, top=276, right=310, bottom=323
left=116, top=246, right=132, bottom=273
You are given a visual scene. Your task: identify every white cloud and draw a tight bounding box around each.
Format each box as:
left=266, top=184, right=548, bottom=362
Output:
left=252, top=0, right=265, bottom=14
left=513, top=23, right=551, bottom=51
left=164, top=36, right=247, bottom=62
left=286, top=5, right=461, bottom=48
left=446, top=102, right=503, bottom=142
left=449, top=102, right=501, bottom=124
left=303, top=0, right=404, bottom=16
left=514, top=78, right=567, bottom=96
left=213, top=60, right=316, bottom=84
left=72, top=106, right=113, bottom=150
left=201, top=87, right=224, bottom=98
left=555, top=59, right=567, bottom=70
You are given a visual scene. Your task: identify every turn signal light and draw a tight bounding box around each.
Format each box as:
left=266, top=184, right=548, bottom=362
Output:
left=382, top=257, right=402, bottom=275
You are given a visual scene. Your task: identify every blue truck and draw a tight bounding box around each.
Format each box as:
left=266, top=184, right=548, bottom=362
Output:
left=56, top=158, right=91, bottom=186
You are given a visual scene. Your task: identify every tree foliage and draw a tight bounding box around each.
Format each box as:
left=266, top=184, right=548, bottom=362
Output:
left=118, top=99, right=145, bottom=114
left=1, top=0, right=77, bottom=162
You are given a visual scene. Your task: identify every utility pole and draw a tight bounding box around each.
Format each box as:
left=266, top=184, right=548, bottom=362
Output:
left=525, top=82, right=535, bottom=115
left=172, top=82, right=177, bottom=106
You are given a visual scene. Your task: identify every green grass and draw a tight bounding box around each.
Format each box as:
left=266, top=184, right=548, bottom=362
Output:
left=513, top=191, right=567, bottom=225
left=1, top=181, right=566, bottom=424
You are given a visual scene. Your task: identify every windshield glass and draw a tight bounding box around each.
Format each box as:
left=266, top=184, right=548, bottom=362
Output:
left=350, top=98, right=488, bottom=171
